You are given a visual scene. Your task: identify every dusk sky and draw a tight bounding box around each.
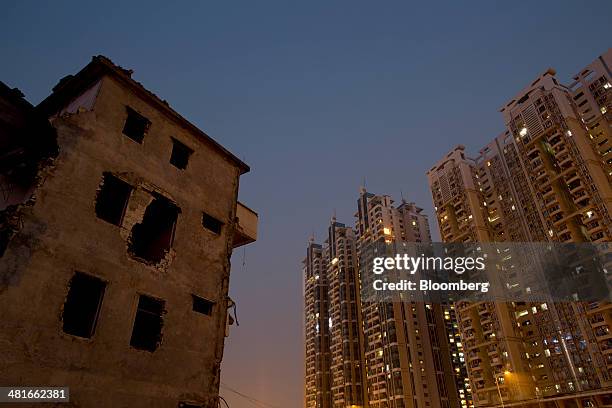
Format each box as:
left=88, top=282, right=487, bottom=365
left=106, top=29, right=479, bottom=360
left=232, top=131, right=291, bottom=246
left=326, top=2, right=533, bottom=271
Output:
left=1, top=1, right=611, bottom=406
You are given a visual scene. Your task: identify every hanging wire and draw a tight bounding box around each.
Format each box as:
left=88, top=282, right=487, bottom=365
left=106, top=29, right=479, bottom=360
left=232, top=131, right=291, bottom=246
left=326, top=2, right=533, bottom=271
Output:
left=242, top=246, right=247, bottom=272
left=230, top=299, right=239, bottom=327
left=218, top=395, right=230, bottom=408
left=220, top=382, right=281, bottom=408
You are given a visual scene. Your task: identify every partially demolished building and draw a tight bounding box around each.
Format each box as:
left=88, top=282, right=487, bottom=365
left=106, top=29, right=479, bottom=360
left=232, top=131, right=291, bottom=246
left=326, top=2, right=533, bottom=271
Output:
left=0, top=56, right=257, bottom=408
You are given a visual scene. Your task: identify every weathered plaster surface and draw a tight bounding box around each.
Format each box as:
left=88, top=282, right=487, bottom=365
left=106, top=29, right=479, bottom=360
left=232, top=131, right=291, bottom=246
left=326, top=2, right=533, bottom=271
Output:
left=0, top=75, right=242, bottom=407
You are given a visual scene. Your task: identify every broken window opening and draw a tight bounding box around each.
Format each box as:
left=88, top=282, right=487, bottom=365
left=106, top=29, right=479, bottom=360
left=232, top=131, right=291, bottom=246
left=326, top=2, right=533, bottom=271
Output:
left=170, top=138, right=193, bottom=170
left=0, top=231, right=9, bottom=257
left=95, top=173, right=133, bottom=226
left=62, top=272, right=106, bottom=338
left=202, top=212, right=223, bottom=235
left=122, top=107, right=150, bottom=143
left=192, top=295, right=214, bottom=316
left=129, top=194, right=179, bottom=264
left=0, top=207, right=21, bottom=258
left=130, top=295, right=164, bottom=352
left=178, top=403, right=203, bottom=408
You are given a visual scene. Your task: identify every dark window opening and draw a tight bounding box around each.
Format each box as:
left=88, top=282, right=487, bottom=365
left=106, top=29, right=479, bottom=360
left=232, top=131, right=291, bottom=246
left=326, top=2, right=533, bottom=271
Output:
left=192, top=295, right=214, bottom=316
left=170, top=138, right=193, bottom=170
left=95, top=173, right=133, bottom=226
left=129, top=194, right=180, bottom=263
left=0, top=230, right=11, bottom=258
left=0, top=231, right=10, bottom=258
left=202, top=212, right=223, bottom=235
left=1, top=206, right=28, bottom=258
left=62, top=272, right=106, bottom=338
left=130, top=295, right=164, bottom=352
left=122, top=107, right=150, bottom=143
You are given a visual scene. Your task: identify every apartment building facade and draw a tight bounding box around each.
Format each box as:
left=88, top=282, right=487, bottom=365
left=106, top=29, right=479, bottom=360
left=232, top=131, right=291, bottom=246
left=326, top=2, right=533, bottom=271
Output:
left=566, top=50, right=612, bottom=395
left=0, top=56, right=257, bottom=408
left=500, top=69, right=611, bottom=243
left=566, top=50, right=612, bottom=185
left=427, top=50, right=612, bottom=408
left=304, top=190, right=466, bottom=408
left=304, top=217, right=369, bottom=408
left=355, top=189, right=463, bottom=408
left=304, top=239, right=332, bottom=408
left=326, top=219, right=368, bottom=407
left=500, top=54, right=612, bottom=399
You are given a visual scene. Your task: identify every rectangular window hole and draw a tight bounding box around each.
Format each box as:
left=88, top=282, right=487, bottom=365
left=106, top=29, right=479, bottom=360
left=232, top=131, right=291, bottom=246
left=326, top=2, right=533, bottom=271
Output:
left=130, top=295, right=164, bottom=352
left=192, top=295, right=214, bottom=316
left=170, top=138, right=193, bottom=170
left=202, top=212, right=223, bottom=235
left=95, top=173, right=133, bottom=226
left=129, top=194, right=180, bottom=263
left=122, top=107, right=150, bottom=143
left=0, top=230, right=10, bottom=258
left=62, top=272, right=106, bottom=338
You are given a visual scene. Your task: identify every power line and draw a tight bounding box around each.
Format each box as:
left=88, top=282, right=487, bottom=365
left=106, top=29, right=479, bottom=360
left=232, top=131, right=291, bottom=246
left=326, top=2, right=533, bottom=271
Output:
left=220, top=382, right=281, bottom=408
left=220, top=384, right=273, bottom=408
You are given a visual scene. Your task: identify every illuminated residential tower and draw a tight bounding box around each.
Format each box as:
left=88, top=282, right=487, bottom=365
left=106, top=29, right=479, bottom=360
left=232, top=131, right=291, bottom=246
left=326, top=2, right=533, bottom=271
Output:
left=355, top=188, right=464, bottom=408
left=427, top=49, right=612, bottom=408
left=304, top=239, right=332, bottom=408
left=326, top=218, right=368, bottom=407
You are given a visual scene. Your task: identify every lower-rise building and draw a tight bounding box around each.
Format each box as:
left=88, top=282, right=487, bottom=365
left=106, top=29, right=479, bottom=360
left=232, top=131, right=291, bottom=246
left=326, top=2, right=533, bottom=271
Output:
left=0, top=57, right=257, bottom=408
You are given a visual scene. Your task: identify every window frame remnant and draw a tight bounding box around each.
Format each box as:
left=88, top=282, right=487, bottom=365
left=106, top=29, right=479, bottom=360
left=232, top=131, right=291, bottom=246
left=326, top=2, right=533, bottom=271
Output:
left=62, top=272, right=106, bottom=338
left=122, top=106, right=150, bottom=143
left=192, top=294, right=214, bottom=316
left=130, top=294, right=165, bottom=352
left=169, top=138, right=193, bottom=170
left=202, top=212, right=223, bottom=235
left=95, top=173, right=133, bottom=226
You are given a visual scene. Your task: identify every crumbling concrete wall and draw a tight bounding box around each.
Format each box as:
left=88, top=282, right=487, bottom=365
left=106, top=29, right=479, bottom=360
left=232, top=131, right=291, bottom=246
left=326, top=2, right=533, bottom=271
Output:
left=0, top=75, right=242, bottom=408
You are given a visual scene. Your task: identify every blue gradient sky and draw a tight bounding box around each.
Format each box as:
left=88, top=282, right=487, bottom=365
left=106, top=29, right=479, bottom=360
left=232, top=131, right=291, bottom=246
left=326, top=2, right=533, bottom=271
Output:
left=1, top=1, right=611, bottom=406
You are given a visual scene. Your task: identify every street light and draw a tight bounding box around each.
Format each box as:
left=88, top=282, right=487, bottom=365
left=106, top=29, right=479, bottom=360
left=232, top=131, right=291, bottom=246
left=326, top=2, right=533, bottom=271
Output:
left=494, top=370, right=511, bottom=408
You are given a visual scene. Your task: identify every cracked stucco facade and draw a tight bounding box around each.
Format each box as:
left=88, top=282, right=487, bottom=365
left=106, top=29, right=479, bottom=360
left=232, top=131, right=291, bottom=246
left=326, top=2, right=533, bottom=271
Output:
left=0, top=72, right=248, bottom=407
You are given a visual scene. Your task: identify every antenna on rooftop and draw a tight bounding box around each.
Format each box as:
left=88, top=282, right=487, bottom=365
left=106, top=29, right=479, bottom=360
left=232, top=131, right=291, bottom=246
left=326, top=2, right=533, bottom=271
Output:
left=359, top=177, right=367, bottom=194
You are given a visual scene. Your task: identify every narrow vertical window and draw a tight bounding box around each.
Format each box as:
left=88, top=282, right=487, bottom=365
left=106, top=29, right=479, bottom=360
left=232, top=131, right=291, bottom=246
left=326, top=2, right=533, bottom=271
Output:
left=130, top=295, right=164, bottom=352
left=62, top=272, right=106, bottom=338
left=95, top=173, right=133, bottom=226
